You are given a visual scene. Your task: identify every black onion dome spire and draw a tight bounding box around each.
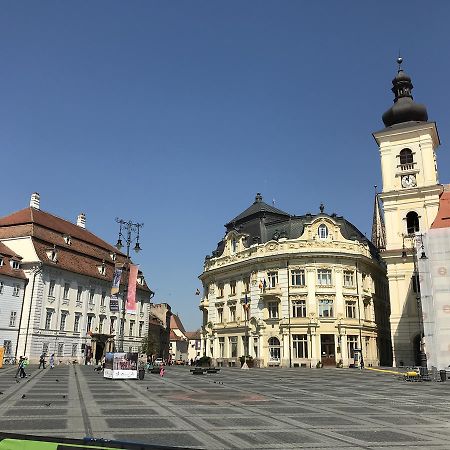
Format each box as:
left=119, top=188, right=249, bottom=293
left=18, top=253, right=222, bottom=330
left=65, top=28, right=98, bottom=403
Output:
left=382, top=57, right=428, bottom=127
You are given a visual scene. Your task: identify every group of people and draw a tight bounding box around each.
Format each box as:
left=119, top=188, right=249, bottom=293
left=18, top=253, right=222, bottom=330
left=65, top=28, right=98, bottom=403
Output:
left=38, top=353, right=55, bottom=369
left=14, top=353, right=55, bottom=378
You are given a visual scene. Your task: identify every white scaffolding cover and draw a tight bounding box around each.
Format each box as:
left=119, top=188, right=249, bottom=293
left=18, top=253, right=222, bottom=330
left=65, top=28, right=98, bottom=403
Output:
left=418, top=228, right=450, bottom=371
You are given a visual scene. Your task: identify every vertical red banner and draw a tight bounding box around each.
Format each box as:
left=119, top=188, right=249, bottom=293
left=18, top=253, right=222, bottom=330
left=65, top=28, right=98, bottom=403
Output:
left=126, top=264, right=138, bottom=315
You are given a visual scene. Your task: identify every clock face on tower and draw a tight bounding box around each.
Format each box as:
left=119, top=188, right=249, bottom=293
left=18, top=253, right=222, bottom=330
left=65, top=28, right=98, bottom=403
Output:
left=401, top=174, right=417, bottom=188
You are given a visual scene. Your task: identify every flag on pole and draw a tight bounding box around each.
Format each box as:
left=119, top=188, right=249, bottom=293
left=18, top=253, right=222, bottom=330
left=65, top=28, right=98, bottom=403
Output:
left=111, top=265, right=123, bottom=295
left=126, top=264, right=139, bottom=315
left=243, top=294, right=249, bottom=310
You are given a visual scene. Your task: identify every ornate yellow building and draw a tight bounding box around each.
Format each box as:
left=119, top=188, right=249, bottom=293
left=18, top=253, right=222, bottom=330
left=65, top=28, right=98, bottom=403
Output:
left=199, top=195, right=391, bottom=368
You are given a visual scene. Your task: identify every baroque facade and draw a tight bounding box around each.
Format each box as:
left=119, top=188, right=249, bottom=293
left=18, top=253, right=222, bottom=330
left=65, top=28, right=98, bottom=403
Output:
left=199, top=194, right=391, bottom=368
left=0, top=193, right=153, bottom=364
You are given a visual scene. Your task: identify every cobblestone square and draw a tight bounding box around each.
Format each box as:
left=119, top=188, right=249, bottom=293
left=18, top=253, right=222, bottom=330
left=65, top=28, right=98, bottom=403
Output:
left=1, top=365, right=450, bottom=449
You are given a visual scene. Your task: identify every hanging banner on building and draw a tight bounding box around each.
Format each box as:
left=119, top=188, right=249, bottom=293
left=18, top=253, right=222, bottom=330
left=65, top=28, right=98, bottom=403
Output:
left=111, top=265, right=123, bottom=295
left=110, top=294, right=120, bottom=312
left=103, top=352, right=138, bottom=379
left=126, top=264, right=139, bottom=314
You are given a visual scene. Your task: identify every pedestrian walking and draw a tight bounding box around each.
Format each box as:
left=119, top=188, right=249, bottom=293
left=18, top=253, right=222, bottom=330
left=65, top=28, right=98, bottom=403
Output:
left=159, top=365, right=165, bottom=377
left=15, top=356, right=24, bottom=378
left=39, top=353, right=46, bottom=369
left=19, top=358, right=27, bottom=378
left=49, top=354, right=55, bottom=369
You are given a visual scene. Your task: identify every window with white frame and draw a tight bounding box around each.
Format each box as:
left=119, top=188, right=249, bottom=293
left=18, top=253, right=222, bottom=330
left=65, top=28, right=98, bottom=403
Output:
left=217, top=308, right=223, bottom=323
left=268, top=301, right=279, bottom=319
left=346, top=300, right=357, bottom=318
left=243, top=276, right=250, bottom=293
left=343, top=271, right=354, bottom=287
left=268, top=337, right=281, bottom=361
left=0, top=257, right=3, bottom=266
left=13, top=284, right=20, bottom=297
left=292, top=299, right=306, bottom=318
left=229, top=306, right=236, bottom=322
left=231, top=238, right=237, bottom=254
left=139, top=321, right=144, bottom=337
left=10, top=260, right=20, bottom=269
left=89, top=288, right=95, bottom=305
left=3, top=340, right=12, bottom=355
left=49, top=280, right=56, bottom=297
left=230, top=280, right=236, bottom=296
left=318, top=224, right=328, bottom=239
left=129, top=320, right=135, bottom=336
left=98, top=317, right=104, bottom=333
left=45, top=310, right=53, bottom=330
left=229, top=336, right=238, bottom=357
left=253, top=337, right=258, bottom=358
left=218, top=337, right=225, bottom=357
left=101, top=291, right=106, bottom=307
left=9, top=311, right=17, bottom=327
left=268, top=271, right=278, bottom=288
left=74, top=313, right=81, bottom=332
left=42, top=342, right=49, bottom=355
left=77, top=286, right=83, bottom=302
left=347, top=335, right=359, bottom=358
left=319, top=299, right=334, bottom=318
left=0, top=281, right=3, bottom=294
left=60, top=312, right=68, bottom=331
left=317, top=269, right=332, bottom=286
left=292, top=334, right=308, bottom=358
left=218, top=283, right=224, bottom=297
left=57, top=342, right=64, bottom=357
left=86, top=315, right=94, bottom=333
left=71, top=344, right=77, bottom=357
left=63, top=283, right=70, bottom=299
left=110, top=317, right=116, bottom=334
left=291, top=269, right=305, bottom=286
left=364, top=300, right=371, bottom=320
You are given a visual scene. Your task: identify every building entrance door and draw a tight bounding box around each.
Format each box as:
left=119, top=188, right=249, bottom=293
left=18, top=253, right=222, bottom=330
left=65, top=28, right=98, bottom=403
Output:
left=320, top=334, right=336, bottom=366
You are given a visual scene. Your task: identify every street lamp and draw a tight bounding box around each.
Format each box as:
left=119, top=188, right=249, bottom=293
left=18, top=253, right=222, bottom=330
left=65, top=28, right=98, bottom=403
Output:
left=402, top=233, right=427, bottom=367
left=115, top=218, right=144, bottom=352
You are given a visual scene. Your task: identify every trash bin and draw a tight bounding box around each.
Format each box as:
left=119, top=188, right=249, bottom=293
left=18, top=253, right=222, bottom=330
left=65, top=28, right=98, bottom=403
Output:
left=138, top=368, right=145, bottom=380
left=439, top=370, right=446, bottom=382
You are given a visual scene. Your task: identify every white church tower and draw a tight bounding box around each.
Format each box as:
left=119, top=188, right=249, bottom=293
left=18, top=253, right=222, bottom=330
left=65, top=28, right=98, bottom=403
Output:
left=373, top=57, right=443, bottom=367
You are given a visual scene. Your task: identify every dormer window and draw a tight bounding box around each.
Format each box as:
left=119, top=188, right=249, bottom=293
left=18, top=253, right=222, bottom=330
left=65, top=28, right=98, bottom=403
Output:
left=0, top=256, right=3, bottom=267
left=10, top=260, right=20, bottom=269
left=137, top=275, right=145, bottom=285
left=63, top=235, right=72, bottom=245
left=46, top=247, right=58, bottom=263
left=318, top=224, right=328, bottom=239
left=97, top=261, right=106, bottom=276
left=231, top=238, right=237, bottom=254
left=110, top=252, right=117, bottom=262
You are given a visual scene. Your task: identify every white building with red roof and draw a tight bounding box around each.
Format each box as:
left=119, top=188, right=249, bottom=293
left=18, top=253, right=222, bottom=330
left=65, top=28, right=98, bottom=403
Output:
left=0, top=242, right=28, bottom=362
left=0, top=193, right=153, bottom=364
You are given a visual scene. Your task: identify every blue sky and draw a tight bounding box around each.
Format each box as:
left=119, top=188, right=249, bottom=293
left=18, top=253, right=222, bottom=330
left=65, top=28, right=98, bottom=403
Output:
left=1, top=2, right=450, bottom=330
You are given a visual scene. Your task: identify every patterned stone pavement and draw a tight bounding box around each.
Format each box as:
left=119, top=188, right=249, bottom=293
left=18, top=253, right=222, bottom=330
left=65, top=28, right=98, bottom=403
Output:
left=1, top=364, right=450, bottom=449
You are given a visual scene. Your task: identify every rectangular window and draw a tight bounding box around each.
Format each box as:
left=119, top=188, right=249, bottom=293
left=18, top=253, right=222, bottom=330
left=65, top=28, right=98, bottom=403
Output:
left=101, top=291, right=106, bottom=307
left=129, top=320, right=135, bottom=336
left=86, top=315, right=94, bottom=333
left=253, top=337, right=258, bottom=358
left=74, top=314, right=81, bottom=332
left=343, top=271, right=355, bottom=287
left=243, top=276, right=250, bottom=293
left=364, top=301, right=371, bottom=321
left=268, top=301, right=278, bottom=319
left=11, top=260, right=20, bottom=269
left=0, top=257, right=3, bottom=266
left=9, top=311, right=17, bottom=327
left=42, top=342, right=49, bottom=355
left=219, top=337, right=225, bottom=357
left=139, top=321, right=144, bottom=337
left=291, top=270, right=306, bottom=286
left=229, top=306, right=236, bottom=322
left=319, top=299, right=334, bottom=318
left=77, top=286, right=83, bottom=302
left=120, top=319, right=124, bottom=336
left=63, top=283, right=70, bottom=299
left=89, top=288, right=95, bottom=305
left=3, top=340, right=12, bottom=355
left=49, top=280, right=56, bottom=297
left=57, top=342, right=64, bottom=357
left=13, top=284, right=20, bottom=297
left=292, top=300, right=307, bottom=318
left=347, top=335, right=359, bottom=359
left=346, top=301, right=357, bottom=318
left=217, top=308, right=223, bottom=323
left=268, top=271, right=278, bottom=288
left=110, top=317, right=116, bottom=334
left=218, top=283, right=224, bottom=298
left=45, top=310, right=53, bottom=330
left=292, top=334, right=308, bottom=358
left=60, top=312, right=68, bottom=331
left=71, top=344, right=77, bottom=357
left=230, top=280, right=236, bottom=296
left=0, top=281, right=3, bottom=294
left=229, top=336, right=238, bottom=358
left=317, top=269, right=332, bottom=286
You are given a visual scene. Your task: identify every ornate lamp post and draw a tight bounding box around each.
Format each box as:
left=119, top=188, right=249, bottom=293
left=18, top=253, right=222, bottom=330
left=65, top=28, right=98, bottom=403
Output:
left=402, top=233, right=428, bottom=367
left=115, top=218, right=143, bottom=352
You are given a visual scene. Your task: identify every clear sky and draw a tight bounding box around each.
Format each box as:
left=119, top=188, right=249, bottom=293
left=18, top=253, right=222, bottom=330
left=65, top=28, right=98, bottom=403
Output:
left=1, top=2, right=450, bottom=330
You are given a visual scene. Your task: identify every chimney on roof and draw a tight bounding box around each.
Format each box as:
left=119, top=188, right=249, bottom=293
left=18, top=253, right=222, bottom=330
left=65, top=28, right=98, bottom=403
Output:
left=77, top=213, right=86, bottom=229
left=30, top=192, right=40, bottom=210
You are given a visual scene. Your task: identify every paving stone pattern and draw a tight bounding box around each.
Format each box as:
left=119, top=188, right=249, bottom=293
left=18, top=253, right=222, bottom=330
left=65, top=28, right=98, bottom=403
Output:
left=0, top=364, right=450, bottom=449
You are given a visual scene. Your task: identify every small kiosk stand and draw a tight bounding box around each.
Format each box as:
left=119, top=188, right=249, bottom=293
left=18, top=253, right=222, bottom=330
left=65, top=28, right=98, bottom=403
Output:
left=103, top=352, right=138, bottom=379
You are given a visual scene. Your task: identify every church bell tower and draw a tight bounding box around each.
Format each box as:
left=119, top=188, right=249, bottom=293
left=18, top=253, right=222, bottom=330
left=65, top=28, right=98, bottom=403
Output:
left=373, top=57, right=443, bottom=367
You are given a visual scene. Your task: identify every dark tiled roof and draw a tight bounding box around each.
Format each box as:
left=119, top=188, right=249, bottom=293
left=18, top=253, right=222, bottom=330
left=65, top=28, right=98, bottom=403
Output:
left=0, top=242, right=27, bottom=280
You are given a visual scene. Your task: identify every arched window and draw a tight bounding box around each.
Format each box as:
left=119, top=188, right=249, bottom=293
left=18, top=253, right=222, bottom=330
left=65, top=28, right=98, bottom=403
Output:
left=399, top=148, right=414, bottom=165
left=318, top=224, right=328, bottom=239
left=268, top=337, right=281, bottom=361
left=406, top=211, right=419, bottom=235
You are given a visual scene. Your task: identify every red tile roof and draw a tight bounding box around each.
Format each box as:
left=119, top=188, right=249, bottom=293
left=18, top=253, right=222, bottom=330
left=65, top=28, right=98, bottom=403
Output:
left=169, top=330, right=186, bottom=341
left=431, top=185, right=450, bottom=229
left=0, top=242, right=27, bottom=280
left=170, top=314, right=186, bottom=334
left=185, top=331, right=201, bottom=340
